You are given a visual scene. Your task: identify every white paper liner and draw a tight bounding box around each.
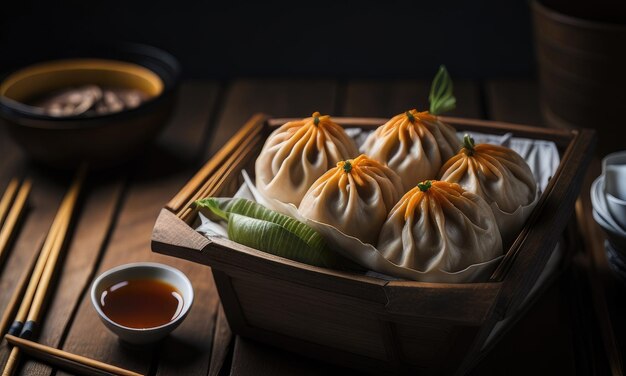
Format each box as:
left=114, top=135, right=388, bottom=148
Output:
left=196, top=129, right=560, bottom=283
left=491, top=191, right=540, bottom=247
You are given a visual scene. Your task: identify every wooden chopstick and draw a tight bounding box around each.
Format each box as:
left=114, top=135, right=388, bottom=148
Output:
left=178, top=142, right=252, bottom=222
left=21, top=180, right=80, bottom=339
left=169, top=113, right=266, bottom=214
left=202, top=135, right=261, bottom=197
left=0, top=246, right=41, bottom=337
left=7, top=172, right=82, bottom=337
left=178, top=132, right=263, bottom=222
left=2, top=166, right=86, bottom=376
left=0, top=179, right=32, bottom=265
left=177, top=142, right=249, bottom=221
left=177, top=138, right=252, bottom=219
left=4, top=335, right=143, bottom=376
left=0, top=179, right=20, bottom=228
left=6, top=203, right=63, bottom=336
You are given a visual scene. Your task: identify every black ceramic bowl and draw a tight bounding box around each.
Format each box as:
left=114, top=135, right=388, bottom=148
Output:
left=0, top=44, right=180, bottom=169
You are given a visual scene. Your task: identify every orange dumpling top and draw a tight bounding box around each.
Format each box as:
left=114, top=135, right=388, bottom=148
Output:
left=377, top=180, right=502, bottom=274
left=439, top=134, right=538, bottom=245
left=255, top=112, right=359, bottom=206
left=439, top=135, right=536, bottom=213
left=360, top=109, right=459, bottom=191
left=299, top=154, right=404, bottom=245
left=397, top=180, right=465, bottom=219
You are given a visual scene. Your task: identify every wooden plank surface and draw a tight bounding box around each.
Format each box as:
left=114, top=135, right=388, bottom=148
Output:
left=160, top=82, right=226, bottom=163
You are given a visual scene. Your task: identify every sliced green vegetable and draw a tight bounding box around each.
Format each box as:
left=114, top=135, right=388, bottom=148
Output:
left=429, top=65, right=456, bottom=115
left=195, top=198, right=357, bottom=270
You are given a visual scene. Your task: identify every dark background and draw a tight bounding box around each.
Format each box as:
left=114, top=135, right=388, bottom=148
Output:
left=0, top=0, right=535, bottom=79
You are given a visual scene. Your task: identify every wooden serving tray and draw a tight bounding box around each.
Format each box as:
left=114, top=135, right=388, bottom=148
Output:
left=151, top=114, right=595, bottom=375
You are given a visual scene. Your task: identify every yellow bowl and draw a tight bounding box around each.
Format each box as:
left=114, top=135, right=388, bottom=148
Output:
left=0, top=59, right=164, bottom=104
left=0, top=45, right=180, bottom=169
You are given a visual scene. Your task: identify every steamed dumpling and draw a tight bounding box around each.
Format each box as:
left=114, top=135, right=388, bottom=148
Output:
left=360, top=109, right=459, bottom=191
left=377, top=180, right=502, bottom=276
left=255, top=112, right=359, bottom=206
left=299, top=155, right=403, bottom=245
left=439, top=135, right=538, bottom=245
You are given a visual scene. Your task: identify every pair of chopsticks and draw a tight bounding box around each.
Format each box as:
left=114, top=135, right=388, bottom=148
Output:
left=169, top=114, right=266, bottom=222
left=178, top=134, right=262, bottom=221
left=5, top=335, right=141, bottom=376
left=0, top=167, right=142, bottom=376
left=1, top=167, right=85, bottom=376
left=0, top=178, right=32, bottom=267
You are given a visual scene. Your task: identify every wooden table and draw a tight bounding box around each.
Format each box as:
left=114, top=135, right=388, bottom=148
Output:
left=0, top=78, right=622, bottom=375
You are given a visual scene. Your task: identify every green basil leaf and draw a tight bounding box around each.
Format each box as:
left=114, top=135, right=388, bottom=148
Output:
left=195, top=197, right=228, bottom=221
left=429, top=65, right=457, bottom=115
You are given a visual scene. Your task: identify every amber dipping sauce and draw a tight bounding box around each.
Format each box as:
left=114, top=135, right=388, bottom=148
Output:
left=99, top=279, right=184, bottom=329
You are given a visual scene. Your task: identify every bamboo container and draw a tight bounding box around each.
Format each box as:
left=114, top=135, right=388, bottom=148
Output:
left=152, top=115, right=595, bottom=375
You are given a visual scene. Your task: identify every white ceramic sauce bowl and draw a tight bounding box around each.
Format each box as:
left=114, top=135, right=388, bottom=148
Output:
left=90, top=262, right=194, bottom=344
left=605, top=166, right=626, bottom=229
left=605, top=165, right=626, bottom=200
left=602, top=151, right=626, bottom=174
left=607, top=193, right=626, bottom=231
left=592, top=174, right=626, bottom=252
left=591, top=176, right=623, bottom=232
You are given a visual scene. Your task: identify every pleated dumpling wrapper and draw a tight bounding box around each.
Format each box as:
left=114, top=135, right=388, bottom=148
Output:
left=360, top=109, right=459, bottom=191
left=377, top=180, right=502, bottom=279
left=439, top=135, right=539, bottom=246
left=255, top=112, right=359, bottom=206
left=299, top=154, right=404, bottom=246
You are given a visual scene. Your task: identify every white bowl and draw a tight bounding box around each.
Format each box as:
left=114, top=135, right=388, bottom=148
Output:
left=591, top=175, right=626, bottom=233
left=602, top=151, right=626, bottom=174
left=90, top=262, right=194, bottom=344
left=605, top=166, right=626, bottom=199
left=601, top=152, right=626, bottom=233
left=590, top=174, right=626, bottom=252
left=607, top=193, right=626, bottom=231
